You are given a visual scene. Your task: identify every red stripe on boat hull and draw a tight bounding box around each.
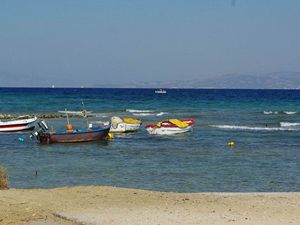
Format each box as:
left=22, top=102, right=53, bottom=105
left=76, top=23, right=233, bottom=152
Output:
left=0, top=125, right=35, bottom=132
left=0, top=123, right=31, bottom=129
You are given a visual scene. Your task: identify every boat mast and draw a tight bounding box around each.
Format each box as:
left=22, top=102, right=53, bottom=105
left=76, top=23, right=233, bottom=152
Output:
left=65, top=108, right=70, bottom=124
left=81, top=99, right=89, bottom=127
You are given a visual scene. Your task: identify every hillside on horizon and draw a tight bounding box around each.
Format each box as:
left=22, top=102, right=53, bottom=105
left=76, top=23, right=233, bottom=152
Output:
left=126, top=72, right=300, bottom=89
left=1, top=72, right=300, bottom=89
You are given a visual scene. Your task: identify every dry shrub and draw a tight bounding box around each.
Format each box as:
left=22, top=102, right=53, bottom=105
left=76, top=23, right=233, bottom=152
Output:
left=0, top=166, right=9, bottom=189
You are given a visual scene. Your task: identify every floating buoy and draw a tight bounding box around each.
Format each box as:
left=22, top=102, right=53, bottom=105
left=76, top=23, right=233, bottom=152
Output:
left=17, top=137, right=24, bottom=142
left=107, top=133, right=113, bottom=139
left=227, top=141, right=235, bottom=147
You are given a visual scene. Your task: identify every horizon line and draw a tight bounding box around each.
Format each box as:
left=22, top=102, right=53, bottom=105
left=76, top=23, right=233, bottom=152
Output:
left=0, top=86, right=300, bottom=90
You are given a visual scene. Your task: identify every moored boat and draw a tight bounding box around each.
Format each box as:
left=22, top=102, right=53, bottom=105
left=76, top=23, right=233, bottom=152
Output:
left=33, top=121, right=110, bottom=144
left=145, top=119, right=195, bottom=135
left=109, top=116, right=142, bottom=133
left=0, top=117, right=37, bottom=132
left=58, top=110, right=92, bottom=117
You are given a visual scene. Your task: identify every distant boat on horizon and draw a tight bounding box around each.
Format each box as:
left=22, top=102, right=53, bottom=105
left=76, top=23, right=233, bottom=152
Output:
left=155, top=89, right=167, bottom=94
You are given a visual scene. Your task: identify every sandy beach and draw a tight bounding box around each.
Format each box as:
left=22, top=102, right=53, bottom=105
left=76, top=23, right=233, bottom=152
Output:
left=0, top=186, right=299, bottom=225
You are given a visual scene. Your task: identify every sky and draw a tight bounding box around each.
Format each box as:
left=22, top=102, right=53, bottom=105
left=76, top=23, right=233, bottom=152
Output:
left=0, top=0, right=300, bottom=87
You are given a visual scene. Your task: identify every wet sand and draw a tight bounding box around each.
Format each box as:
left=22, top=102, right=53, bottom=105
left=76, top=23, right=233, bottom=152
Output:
left=0, top=186, right=299, bottom=225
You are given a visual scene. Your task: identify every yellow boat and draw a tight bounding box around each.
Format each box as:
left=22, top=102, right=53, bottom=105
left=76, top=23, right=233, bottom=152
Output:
left=110, top=116, right=142, bottom=133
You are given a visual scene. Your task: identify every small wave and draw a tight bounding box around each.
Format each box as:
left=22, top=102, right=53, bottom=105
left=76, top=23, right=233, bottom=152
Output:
left=264, top=111, right=274, bottom=115
left=126, top=109, right=153, bottom=113
left=263, top=111, right=278, bottom=115
left=284, top=111, right=297, bottom=115
left=132, top=112, right=168, bottom=117
left=156, top=112, right=168, bottom=116
left=132, top=113, right=155, bottom=117
left=210, top=125, right=299, bottom=131
left=280, top=122, right=300, bottom=127
left=263, top=111, right=298, bottom=115
left=90, top=120, right=109, bottom=124
left=89, top=113, right=109, bottom=118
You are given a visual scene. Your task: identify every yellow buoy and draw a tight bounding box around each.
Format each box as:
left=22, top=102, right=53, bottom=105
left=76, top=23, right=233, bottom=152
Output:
left=227, top=141, right=235, bottom=147
left=107, top=133, right=113, bottom=140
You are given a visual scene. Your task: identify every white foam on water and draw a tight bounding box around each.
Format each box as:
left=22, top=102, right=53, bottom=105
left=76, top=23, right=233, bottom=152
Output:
left=210, top=125, right=299, bottom=131
left=263, top=111, right=298, bottom=115
left=283, top=111, right=297, bottom=115
left=280, top=122, right=300, bottom=127
left=263, top=111, right=279, bottom=115
left=90, top=120, right=109, bottom=124
left=156, top=112, right=168, bottom=116
left=126, top=109, right=153, bottom=113
left=90, top=113, right=109, bottom=118
left=131, top=111, right=169, bottom=117
left=263, top=111, right=273, bottom=114
left=132, top=113, right=155, bottom=117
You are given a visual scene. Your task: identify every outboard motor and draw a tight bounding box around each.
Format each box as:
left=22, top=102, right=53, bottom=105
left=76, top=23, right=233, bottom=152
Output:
left=30, top=120, right=49, bottom=141
left=30, top=131, right=41, bottom=141
left=38, top=120, right=49, bottom=132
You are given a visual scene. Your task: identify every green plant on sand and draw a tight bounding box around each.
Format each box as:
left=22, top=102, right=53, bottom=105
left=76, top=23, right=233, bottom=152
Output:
left=0, top=166, right=9, bottom=189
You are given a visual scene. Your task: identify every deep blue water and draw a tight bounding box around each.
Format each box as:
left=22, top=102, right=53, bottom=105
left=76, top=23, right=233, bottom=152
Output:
left=0, top=88, right=300, bottom=192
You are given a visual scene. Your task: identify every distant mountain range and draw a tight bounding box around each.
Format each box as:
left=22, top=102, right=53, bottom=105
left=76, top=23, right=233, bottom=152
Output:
left=199, top=72, right=300, bottom=89
left=1, top=72, right=300, bottom=89
left=127, top=72, right=300, bottom=89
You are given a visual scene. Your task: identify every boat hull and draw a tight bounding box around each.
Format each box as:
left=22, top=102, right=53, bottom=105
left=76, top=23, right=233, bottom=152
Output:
left=110, top=123, right=141, bottom=133
left=38, top=127, right=110, bottom=144
left=0, top=125, right=35, bottom=132
left=0, top=117, right=37, bottom=133
left=146, top=126, right=192, bottom=135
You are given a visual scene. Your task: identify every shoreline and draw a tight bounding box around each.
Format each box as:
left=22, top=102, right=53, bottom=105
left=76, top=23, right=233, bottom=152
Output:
left=1, top=186, right=299, bottom=225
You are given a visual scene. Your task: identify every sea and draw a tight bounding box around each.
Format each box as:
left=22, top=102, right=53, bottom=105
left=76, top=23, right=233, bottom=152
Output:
left=0, top=88, right=300, bottom=192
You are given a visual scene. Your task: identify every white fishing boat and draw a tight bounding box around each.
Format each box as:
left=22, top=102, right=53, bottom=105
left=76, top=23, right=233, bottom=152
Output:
left=58, top=101, right=92, bottom=117
left=58, top=110, right=92, bottom=117
left=0, top=117, right=37, bottom=132
left=155, top=89, right=167, bottom=94
left=109, top=116, right=142, bottom=133
left=145, top=119, right=195, bottom=135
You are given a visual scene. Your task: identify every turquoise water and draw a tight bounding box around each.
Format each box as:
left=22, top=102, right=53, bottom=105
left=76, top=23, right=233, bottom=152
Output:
left=0, top=88, right=300, bottom=192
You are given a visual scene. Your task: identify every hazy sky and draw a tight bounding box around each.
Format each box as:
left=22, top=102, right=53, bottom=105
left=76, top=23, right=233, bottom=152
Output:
left=1, top=0, right=300, bottom=87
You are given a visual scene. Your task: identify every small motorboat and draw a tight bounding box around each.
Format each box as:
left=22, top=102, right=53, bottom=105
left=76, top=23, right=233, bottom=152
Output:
left=32, top=121, right=110, bottom=144
left=0, top=116, right=37, bottom=132
left=58, top=110, right=92, bottom=117
left=145, top=119, right=195, bottom=135
left=58, top=101, right=92, bottom=117
left=155, top=89, right=167, bottom=94
left=109, top=116, right=142, bottom=133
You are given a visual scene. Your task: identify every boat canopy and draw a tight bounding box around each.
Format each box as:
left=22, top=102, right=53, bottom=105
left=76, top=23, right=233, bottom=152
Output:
left=111, top=116, right=141, bottom=125
left=157, top=119, right=189, bottom=128
left=122, top=117, right=141, bottom=124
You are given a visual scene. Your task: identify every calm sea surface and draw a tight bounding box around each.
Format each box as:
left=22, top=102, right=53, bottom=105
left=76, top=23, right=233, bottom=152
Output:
left=0, top=88, right=300, bottom=192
